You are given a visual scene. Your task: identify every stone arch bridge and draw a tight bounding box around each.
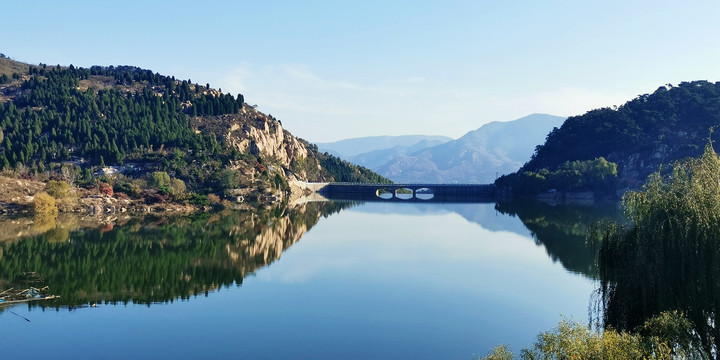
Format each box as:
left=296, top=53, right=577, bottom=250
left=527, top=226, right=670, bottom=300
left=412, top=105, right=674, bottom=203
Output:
left=318, top=182, right=497, bottom=202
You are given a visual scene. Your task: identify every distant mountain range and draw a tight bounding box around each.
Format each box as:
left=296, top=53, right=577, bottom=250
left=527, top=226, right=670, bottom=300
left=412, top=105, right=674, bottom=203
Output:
left=319, top=114, right=565, bottom=184
left=317, top=135, right=453, bottom=168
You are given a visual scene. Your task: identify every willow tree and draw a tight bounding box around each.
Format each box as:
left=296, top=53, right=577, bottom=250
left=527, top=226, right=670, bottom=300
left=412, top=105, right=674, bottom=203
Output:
left=598, top=141, right=720, bottom=358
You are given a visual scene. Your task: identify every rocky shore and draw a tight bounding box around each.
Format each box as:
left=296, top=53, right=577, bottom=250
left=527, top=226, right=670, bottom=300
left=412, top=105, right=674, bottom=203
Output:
left=0, top=175, right=204, bottom=216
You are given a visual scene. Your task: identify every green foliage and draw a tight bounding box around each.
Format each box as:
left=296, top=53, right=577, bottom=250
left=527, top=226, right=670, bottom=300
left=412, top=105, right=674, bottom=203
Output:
left=148, top=171, right=171, bottom=188
left=45, top=180, right=70, bottom=199
left=522, top=319, right=662, bottom=360
left=0, top=62, right=388, bottom=196
left=479, top=314, right=703, bottom=360
left=170, top=178, right=186, bottom=194
left=113, top=181, right=140, bottom=197
left=0, top=65, right=239, bottom=191
left=499, top=157, right=617, bottom=196
left=494, top=200, right=623, bottom=278
left=597, top=142, right=720, bottom=357
left=186, top=193, right=210, bottom=206
left=213, top=169, right=242, bottom=191
left=523, top=81, right=720, bottom=186
left=0, top=201, right=354, bottom=306
left=639, top=311, right=697, bottom=358
left=526, top=320, right=645, bottom=359
left=272, top=173, right=287, bottom=190
left=190, top=92, right=243, bottom=116
left=317, top=152, right=392, bottom=183
left=476, top=345, right=514, bottom=360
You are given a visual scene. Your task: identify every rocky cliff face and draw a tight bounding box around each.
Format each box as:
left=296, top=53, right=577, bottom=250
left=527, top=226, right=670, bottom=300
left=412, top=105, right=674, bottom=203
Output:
left=192, top=106, right=317, bottom=182
left=226, top=107, right=309, bottom=175
left=608, top=131, right=701, bottom=187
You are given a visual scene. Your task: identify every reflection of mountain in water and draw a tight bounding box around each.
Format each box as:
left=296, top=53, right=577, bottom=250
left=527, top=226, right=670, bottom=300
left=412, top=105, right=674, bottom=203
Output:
left=353, top=200, right=621, bottom=277
left=0, top=199, right=619, bottom=308
left=351, top=202, right=530, bottom=235
left=495, top=200, right=622, bottom=278
left=351, top=200, right=620, bottom=278
left=0, top=202, right=353, bottom=307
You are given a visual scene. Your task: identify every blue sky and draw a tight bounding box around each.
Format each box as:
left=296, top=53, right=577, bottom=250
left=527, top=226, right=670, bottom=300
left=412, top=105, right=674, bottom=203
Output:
left=4, top=0, right=720, bottom=142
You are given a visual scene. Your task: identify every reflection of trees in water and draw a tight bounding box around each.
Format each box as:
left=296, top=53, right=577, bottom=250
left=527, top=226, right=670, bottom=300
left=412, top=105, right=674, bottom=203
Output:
left=495, top=199, right=713, bottom=356
left=599, top=212, right=720, bottom=357
left=495, top=199, right=622, bottom=278
left=599, top=229, right=720, bottom=356
left=597, top=146, right=720, bottom=358
left=0, top=202, right=354, bottom=308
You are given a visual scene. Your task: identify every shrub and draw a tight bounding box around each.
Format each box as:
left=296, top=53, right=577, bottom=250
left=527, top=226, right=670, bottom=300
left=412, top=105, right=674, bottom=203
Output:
left=148, top=171, right=171, bottom=188
left=170, top=178, right=186, bottom=194
left=45, top=180, right=70, bottom=199
left=187, top=193, right=210, bottom=206
left=99, top=182, right=113, bottom=196
left=215, top=169, right=241, bottom=190
left=32, top=192, right=58, bottom=216
left=272, top=173, right=288, bottom=190
left=478, top=316, right=688, bottom=360
left=114, top=181, right=140, bottom=197
left=132, top=178, right=148, bottom=191
left=141, top=189, right=169, bottom=204
left=114, top=192, right=130, bottom=200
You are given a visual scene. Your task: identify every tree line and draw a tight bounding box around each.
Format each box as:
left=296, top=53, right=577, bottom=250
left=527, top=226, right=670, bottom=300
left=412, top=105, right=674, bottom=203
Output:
left=499, top=81, right=720, bottom=197
left=0, top=61, right=386, bottom=195
left=0, top=202, right=353, bottom=307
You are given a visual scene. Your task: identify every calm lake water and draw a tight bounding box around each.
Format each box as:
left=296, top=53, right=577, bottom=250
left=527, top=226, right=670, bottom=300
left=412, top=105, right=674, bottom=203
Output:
left=0, top=200, right=618, bottom=359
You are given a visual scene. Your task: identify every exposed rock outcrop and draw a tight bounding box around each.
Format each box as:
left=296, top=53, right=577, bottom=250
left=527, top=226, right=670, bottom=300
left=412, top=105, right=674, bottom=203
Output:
left=191, top=106, right=318, bottom=183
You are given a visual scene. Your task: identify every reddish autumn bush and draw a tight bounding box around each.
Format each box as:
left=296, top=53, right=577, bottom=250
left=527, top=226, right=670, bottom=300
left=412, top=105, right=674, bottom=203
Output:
left=99, top=183, right=113, bottom=196
left=113, top=192, right=129, bottom=200
left=141, top=189, right=169, bottom=204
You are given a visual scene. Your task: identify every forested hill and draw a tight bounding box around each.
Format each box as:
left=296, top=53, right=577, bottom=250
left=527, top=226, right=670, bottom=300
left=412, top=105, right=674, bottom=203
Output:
left=0, top=55, right=388, bottom=198
left=504, top=81, right=720, bottom=192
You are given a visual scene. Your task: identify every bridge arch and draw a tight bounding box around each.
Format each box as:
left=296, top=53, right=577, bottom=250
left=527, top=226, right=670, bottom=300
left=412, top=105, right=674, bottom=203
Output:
left=395, top=187, right=414, bottom=200
left=376, top=188, right=394, bottom=199
left=415, top=187, right=434, bottom=200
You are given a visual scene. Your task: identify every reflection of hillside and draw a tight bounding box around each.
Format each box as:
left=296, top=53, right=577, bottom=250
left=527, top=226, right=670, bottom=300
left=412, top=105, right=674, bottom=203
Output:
left=354, top=200, right=619, bottom=278
left=0, top=202, right=353, bottom=307
left=495, top=200, right=622, bottom=278
left=0, top=213, right=97, bottom=244
left=351, top=202, right=529, bottom=235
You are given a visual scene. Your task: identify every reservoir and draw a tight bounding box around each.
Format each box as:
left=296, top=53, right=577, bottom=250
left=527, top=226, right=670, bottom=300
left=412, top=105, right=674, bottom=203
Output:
left=0, top=200, right=616, bottom=359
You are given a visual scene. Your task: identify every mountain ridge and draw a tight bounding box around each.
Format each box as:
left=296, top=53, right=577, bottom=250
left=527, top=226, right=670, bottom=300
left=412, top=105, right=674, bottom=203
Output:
left=498, top=81, right=720, bottom=196
left=318, top=135, right=453, bottom=158
left=0, top=55, right=389, bottom=211
left=374, top=114, right=566, bottom=183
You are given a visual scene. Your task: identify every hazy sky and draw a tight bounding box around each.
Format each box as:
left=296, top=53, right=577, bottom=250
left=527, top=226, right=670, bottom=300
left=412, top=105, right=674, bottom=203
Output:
left=4, top=0, right=720, bottom=142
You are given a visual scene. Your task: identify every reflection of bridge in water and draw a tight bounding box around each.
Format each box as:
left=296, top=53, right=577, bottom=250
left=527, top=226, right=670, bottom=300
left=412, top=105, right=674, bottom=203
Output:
left=318, top=182, right=498, bottom=202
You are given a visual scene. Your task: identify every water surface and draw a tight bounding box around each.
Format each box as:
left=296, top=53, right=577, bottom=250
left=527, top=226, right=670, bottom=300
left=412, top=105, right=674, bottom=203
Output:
left=0, top=201, right=610, bottom=359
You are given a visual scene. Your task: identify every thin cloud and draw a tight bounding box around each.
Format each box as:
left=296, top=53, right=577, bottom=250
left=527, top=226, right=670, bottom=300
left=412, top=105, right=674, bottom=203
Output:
left=216, top=63, right=658, bottom=142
